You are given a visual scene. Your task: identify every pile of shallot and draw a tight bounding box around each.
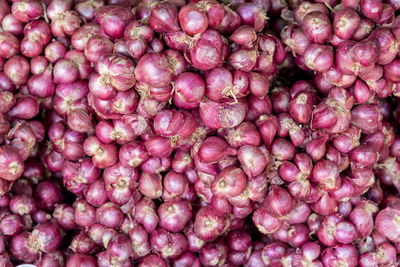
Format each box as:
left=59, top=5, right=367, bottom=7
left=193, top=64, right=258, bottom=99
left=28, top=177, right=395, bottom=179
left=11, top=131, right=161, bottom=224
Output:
left=0, top=0, right=399, bottom=266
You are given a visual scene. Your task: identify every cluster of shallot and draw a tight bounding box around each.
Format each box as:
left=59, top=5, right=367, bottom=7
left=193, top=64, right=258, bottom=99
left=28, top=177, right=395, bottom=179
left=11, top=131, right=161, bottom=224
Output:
left=0, top=0, right=399, bottom=266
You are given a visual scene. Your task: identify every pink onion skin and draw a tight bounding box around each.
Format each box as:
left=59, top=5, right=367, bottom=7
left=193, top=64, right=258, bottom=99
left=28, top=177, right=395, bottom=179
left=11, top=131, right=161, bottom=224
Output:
left=134, top=53, right=173, bottom=88
left=194, top=205, right=228, bottom=242
left=96, top=5, right=133, bottom=39
left=199, top=98, right=247, bottom=129
left=149, top=2, right=180, bottom=33
left=0, top=145, right=25, bottom=181
left=334, top=7, right=360, bottom=40
left=4, top=55, right=30, bottom=86
left=35, top=181, right=63, bottom=210
left=139, top=254, right=167, bottom=267
left=174, top=72, right=205, bottom=110
left=178, top=4, right=208, bottom=36
left=66, top=254, right=97, bottom=267
left=236, top=3, right=267, bottom=32
left=53, top=204, right=77, bottom=230
left=150, top=227, right=188, bottom=259
left=302, top=11, right=332, bottom=44
left=231, top=25, right=257, bottom=48
left=189, top=30, right=224, bottom=71
left=10, top=231, right=39, bottom=263
left=198, top=136, right=236, bottom=164
left=119, top=141, right=149, bottom=168
left=96, top=202, right=123, bottom=228
left=361, top=0, right=382, bottom=22
left=158, top=199, right=192, bottom=232
left=199, top=239, right=228, bottom=266
left=351, top=104, right=382, bottom=134
left=84, top=35, right=114, bottom=63
left=375, top=208, right=400, bottom=242
left=2, top=14, right=23, bottom=36
left=211, top=166, right=247, bottom=199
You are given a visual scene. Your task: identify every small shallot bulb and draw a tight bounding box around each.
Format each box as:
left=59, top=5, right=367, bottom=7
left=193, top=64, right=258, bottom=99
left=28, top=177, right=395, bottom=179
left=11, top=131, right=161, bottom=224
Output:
left=304, top=44, right=334, bottom=73
left=134, top=198, right=159, bottom=233
left=361, top=0, right=382, bottom=22
left=0, top=145, right=24, bottom=181
left=375, top=208, right=400, bottom=242
left=96, top=202, right=123, bottom=228
left=231, top=25, right=257, bottom=48
left=173, top=72, right=205, bottom=110
left=302, top=11, right=332, bottom=44
left=74, top=199, right=96, bottom=228
left=252, top=208, right=281, bottom=234
left=198, top=136, right=236, bottom=164
left=150, top=228, right=188, bottom=259
left=158, top=199, right=192, bottom=232
left=139, top=172, right=163, bottom=199
left=28, top=221, right=62, bottom=253
left=66, top=254, right=97, bottom=267
left=10, top=232, right=39, bottom=263
left=139, top=254, right=167, bottom=267
left=211, top=166, right=247, bottom=199
left=312, top=160, right=340, bottom=192
left=334, top=7, right=360, bottom=40
left=264, top=185, right=295, bottom=217
left=238, top=145, right=268, bottom=177
left=194, top=205, right=229, bottom=242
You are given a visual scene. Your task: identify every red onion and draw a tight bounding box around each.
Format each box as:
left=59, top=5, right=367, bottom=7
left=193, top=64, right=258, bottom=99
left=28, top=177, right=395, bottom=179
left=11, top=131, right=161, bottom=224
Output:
left=70, top=232, right=97, bottom=254
left=158, top=199, right=192, bottom=232
left=37, top=250, right=65, bottom=267
left=66, top=254, right=97, bottom=267
left=103, top=162, right=138, bottom=205
left=10, top=194, right=36, bottom=216
left=0, top=145, right=24, bottom=181
left=149, top=1, right=180, bottom=33
left=199, top=98, right=247, bottom=129
left=189, top=30, right=224, bottom=70
left=361, top=0, right=382, bottom=21
left=53, top=204, right=76, bottom=230
left=35, top=181, right=63, bottom=210
left=106, top=234, right=133, bottom=262
left=96, top=5, right=133, bottom=39
left=73, top=198, right=96, bottom=228
left=211, top=166, right=246, bottom=199
left=237, top=3, right=267, bottom=32
left=231, top=25, right=257, bottom=48
left=303, top=44, right=333, bottom=72
left=150, top=227, right=188, bottom=259
left=134, top=52, right=173, bottom=88
left=138, top=172, right=162, bottom=199
left=139, top=254, right=167, bottom=267
left=96, top=202, right=123, bottom=228
left=178, top=4, right=208, bottom=36
left=174, top=72, right=205, bottom=110
left=194, top=205, right=228, bottom=242
left=10, top=232, right=39, bottom=262
left=28, top=221, right=62, bottom=253
left=375, top=208, right=400, bottom=242
left=2, top=14, right=24, bottom=36
left=134, top=197, right=159, bottom=233
left=199, top=239, right=228, bottom=266
left=197, top=136, right=236, bottom=164
left=0, top=213, right=23, bottom=237
left=253, top=208, right=281, bottom=234
left=351, top=104, right=382, bottom=134
left=333, top=8, right=360, bottom=41
left=322, top=244, right=358, bottom=267
left=263, top=185, right=295, bottom=217
left=302, top=11, right=332, bottom=44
